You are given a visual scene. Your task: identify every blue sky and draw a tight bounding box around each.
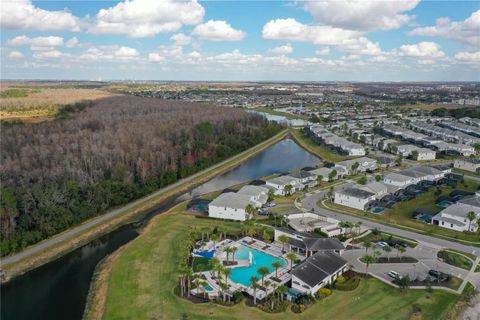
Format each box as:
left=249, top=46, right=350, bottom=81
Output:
left=1, top=0, right=479, bottom=81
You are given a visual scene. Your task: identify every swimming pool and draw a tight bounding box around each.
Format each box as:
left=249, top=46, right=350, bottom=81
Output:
left=229, top=245, right=286, bottom=286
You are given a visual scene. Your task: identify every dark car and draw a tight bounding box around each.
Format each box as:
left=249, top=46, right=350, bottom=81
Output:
left=428, top=270, right=450, bottom=282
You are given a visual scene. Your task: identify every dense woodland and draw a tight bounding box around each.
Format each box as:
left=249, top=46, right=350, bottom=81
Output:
left=0, top=96, right=283, bottom=255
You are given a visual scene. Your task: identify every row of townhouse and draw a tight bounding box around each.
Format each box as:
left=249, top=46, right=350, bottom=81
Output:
left=410, top=121, right=480, bottom=146
left=432, top=192, right=480, bottom=232
left=396, top=144, right=436, bottom=160
left=309, top=125, right=366, bottom=156
left=454, top=158, right=480, bottom=174
left=381, top=124, right=475, bottom=156
left=459, top=117, right=480, bottom=127
left=442, top=121, right=480, bottom=138
left=334, top=165, right=448, bottom=211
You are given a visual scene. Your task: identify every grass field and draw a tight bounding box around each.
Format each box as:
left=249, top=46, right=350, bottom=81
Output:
left=325, top=179, right=480, bottom=244
left=103, top=209, right=459, bottom=320
left=290, top=128, right=354, bottom=162
left=0, top=87, right=116, bottom=121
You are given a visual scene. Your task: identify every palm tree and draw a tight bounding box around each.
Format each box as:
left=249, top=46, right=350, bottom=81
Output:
left=326, top=186, right=334, bottom=200
left=230, top=246, right=238, bottom=262
left=199, top=280, right=209, bottom=299
left=357, top=221, right=362, bottom=234
left=364, top=240, right=372, bottom=253
left=467, top=211, right=476, bottom=232
left=383, top=245, right=392, bottom=262
left=208, top=258, right=221, bottom=278
left=373, top=250, right=381, bottom=263
left=284, top=184, right=293, bottom=196
left=223, top=267, right=231, bottom=285
left=286, top=252, right=297, bottom=271
left=210, top=233, right=220, bottom=250
left=263, top=229, right=272, bottom=243
left=396, top=245, right=406, bottom=261
left=352, top=162, right=360, bottom=175
left=185, top=268, right=193, bottom=297
left=257, top=266, right=270, bottom=287
left=272, top=261, right=282, bottom=278
left=245, top=204, right=256, bottom=218
left=277, top=284, right=288, bottom=302
left=278, top=234, right=289, bottom=252
left=250, top=276, right=260, bottom=305
left=317, top=175, right=323, bottom=186
left=224, top=246, right=234, bottom=261
left=328, top=170, right=337, bottom=182
left=362, top=254, right=374, bottom=276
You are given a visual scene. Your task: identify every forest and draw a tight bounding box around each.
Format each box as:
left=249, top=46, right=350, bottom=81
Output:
left=0, top=95, right=283, bottom=255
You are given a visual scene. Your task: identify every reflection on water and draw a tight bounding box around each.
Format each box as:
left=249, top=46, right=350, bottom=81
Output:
left=0, top=138, right=320, bottom=320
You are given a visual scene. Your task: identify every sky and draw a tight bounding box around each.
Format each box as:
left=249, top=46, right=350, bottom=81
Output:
left=1, top=0, right=479, bottom=81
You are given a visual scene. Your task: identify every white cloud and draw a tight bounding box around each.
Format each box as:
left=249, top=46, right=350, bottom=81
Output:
left=454, top=51, right=480, bottom=63
left=409, top=10, right=480, bottom=46
left=315, top=47, right=330, bottom=55
left=304, top=0, right=420, bottom=31
left=192, top=20, right=246, bottom=41
left=268, top=43, right=293, bottom=55
left=8, top=51, right=24, bottom=60
left=262, top=18, right=361, bottom=45
left=33, top=50, right=66, bottom=60
left=0, top=0, right=80, bottom=31
left=262, top=18, right=382, bottom=56
left=399, top=41, right=445, bottom=59
left=171, top=33, right=192, bottom=46
left=89, top=0, right=204, bottom=38
left=148, top=53, right=165, bottom=63
left=7, top=35, right=64, bottom=48
left=65, top=37, right=80, bottom=48
left=115, top=46, right=139, bottom=57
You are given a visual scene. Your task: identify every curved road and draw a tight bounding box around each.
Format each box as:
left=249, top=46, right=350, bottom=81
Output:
left=300, top=190, right=480, bottom=259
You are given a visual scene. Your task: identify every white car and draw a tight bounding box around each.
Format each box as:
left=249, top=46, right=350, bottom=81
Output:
left=388, top=270, right=400, bottom=279
left=377, top=241, right=388, bottom=248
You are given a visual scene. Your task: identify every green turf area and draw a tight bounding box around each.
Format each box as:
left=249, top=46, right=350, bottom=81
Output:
left=104, top=209, right=459, bottom=320
left=452, top=168, right=480, bottom=178
left=290, top=129, right=354, bottom=162
left=0, top=88, right=29, bottom=98
left=353, top=231, right=418, bottom=248
left=271, top=193, right=302, bottom=204
left=269, top=205, right=296, bottom=212
left=438, top=250, right=474, bottom=271
left=324, top=179, right=480, bottom=244
left=192, top=256, right=212, bottom=272
left=476, top=265, right=480, bottom=272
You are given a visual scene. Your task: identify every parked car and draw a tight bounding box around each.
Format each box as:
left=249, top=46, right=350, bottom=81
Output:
left=377, top=241, right=389, bottom=248
left=428, top=269, right=450, bottom=282
left=388, top=271, right=400, bottom=279
left=266, top=203, right=276, bottom=207
left=386, top=240, right=407, bottom=248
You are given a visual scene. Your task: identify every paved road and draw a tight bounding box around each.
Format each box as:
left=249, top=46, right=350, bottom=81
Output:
left=300, top=191, right=480, bottom=259
left=1, top=131, right=288, bottom=267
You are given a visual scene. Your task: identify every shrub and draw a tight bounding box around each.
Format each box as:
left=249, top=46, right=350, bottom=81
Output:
left=336, top=275, right=346, bottom=284
left=318, top=288, right=332, bottom=296
left=336, top=277, right=361, bottom=291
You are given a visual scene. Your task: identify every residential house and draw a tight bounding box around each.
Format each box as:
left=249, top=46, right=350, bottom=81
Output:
left=432, top=194, right=480, bottom=232
left=308, top=167, right=344, bottom=181
left=334, top=187, right=376, bottom=210
left=237, top=185, right=270, bottom=206
left=291, top=251, right=347, bottom=295
left=334, top=157, right=377, bottom=175
left=208, top=193, right=255, bottom=221
left=454, top=158, right=480, bottom=174
left=266, top=175, right=303, bottom=196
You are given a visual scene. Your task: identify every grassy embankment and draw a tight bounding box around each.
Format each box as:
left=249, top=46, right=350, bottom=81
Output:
left=0, top=129, right=289, bottom=281
left=95, top=205, right=459, bottom=320
left=321, top=178, right=480, bottom=245
left=290, top=128, right=355, bottom=162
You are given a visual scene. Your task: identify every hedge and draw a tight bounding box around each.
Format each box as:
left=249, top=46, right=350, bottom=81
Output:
left=335, top=277, right=361, bottom=291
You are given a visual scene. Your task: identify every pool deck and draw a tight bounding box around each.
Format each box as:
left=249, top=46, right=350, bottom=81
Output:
left=191, top=236, right=300, bottom=301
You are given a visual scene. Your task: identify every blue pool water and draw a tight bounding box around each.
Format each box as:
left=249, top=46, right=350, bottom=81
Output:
left=229, top=245, right=286, bottom=286
left=204, top=285, right=213, bottom=292
left=372, top=207, right=384, bottom=214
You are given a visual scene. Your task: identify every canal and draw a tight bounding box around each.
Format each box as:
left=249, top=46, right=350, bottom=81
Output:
left=1, top=138, right=320, bottom=320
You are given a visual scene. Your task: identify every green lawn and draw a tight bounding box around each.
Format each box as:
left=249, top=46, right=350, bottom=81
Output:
left=438, top=250, right=474, bottom=271
left=324, top=179, right=480, bottom=244
left=290, top=129, right=354, bottom=162
left=104, top=208, right=459, bottom=320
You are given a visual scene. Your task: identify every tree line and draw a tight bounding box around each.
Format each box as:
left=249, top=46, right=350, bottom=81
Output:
left=0, top=95, right=283, bottom=255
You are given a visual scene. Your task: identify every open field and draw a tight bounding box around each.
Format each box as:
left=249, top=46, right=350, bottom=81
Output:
left=99, top=206, right=459, bottom=320
left=290, top=128, right=354, bottom=162
left=322, top=178, right=480, bottom=245
left=0, top=87, right=117, bottom=121
left=398, top=103, right=464, bottom=111
left=0, top=129, right=289, bottom=281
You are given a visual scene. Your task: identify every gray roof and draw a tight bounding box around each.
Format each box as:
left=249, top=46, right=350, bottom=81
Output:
left=458, top=195, right=480, bottom=209
left=267, top=175, right=299, bottom=186
left=432, top=214, right=466, bottom=227
left=336, top=187, right=375, bottom=199
left=289, top=170, right=315, bottom=179
left=208, top=192, right=252, bottom=210
left=457, top=158, right=480, bottom=164
left=237, top=185, right=269, bottom=197
left=292, top=251, right=347, bottom=287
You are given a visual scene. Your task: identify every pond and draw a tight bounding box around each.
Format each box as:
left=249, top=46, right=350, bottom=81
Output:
left=1, top=138, right=320, bottom=320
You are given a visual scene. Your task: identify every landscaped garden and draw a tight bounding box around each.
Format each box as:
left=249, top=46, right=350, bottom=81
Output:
left=438, top=250, right=474, bottom=271
left=101, top=204, right=462, bottom=320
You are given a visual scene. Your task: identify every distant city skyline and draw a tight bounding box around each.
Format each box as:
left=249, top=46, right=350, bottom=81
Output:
left=1, top=0, right=479, bottom=81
